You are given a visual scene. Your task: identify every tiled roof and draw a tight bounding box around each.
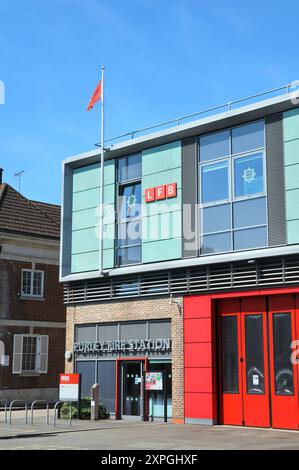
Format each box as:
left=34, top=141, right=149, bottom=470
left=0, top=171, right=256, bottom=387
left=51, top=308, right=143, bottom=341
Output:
left=0, top=184, right=60, bottom=240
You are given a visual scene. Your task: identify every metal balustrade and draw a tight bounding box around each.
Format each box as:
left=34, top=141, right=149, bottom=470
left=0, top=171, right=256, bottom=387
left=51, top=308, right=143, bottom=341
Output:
left=95, top=82, right=299, bottom=147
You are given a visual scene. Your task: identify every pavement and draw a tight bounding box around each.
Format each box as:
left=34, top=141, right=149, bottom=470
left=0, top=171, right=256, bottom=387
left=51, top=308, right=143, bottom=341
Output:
left=0, top=409, right=299, bottom=449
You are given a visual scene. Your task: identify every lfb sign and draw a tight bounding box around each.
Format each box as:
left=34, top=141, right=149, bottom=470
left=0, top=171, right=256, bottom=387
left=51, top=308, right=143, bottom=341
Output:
left=145, top=182, right=177, bottom=203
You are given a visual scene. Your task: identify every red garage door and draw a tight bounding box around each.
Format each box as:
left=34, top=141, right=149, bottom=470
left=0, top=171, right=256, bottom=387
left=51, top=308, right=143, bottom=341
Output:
left=218, top=295, right=299, bottom=430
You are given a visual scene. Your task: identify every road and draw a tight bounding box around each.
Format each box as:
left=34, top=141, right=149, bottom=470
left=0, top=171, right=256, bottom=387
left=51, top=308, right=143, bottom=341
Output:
left=0, top=423, right=299, bottom=450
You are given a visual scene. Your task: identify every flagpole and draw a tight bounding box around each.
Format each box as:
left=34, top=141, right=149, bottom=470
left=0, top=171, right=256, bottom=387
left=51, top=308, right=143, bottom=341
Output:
left=99, top=65, right=105, bottom=275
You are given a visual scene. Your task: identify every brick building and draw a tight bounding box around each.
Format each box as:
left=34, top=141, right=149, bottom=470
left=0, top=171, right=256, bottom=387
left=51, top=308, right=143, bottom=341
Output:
left=0, top=173, right=66, bottom=403
left=61, top=87, right=299, bottom=429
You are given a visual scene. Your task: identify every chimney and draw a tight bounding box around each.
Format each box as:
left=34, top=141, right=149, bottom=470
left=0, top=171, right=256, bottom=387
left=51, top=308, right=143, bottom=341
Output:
left=0, top=168, right=3, bottom=185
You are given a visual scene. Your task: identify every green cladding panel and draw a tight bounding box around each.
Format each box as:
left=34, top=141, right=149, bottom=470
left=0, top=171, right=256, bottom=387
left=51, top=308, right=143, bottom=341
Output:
left=71, top=160, right=115, bottom=273
left=283, top=109, right=299, bottom=245
left=141, top=141, right=182, bottom=263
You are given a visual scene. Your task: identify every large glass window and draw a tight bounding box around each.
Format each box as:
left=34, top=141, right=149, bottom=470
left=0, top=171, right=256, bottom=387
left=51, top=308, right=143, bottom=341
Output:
left=232, top=121, right=264, bottom=155
left=117, top=154, right=142, bottom=266
left=201, top=161, right=229, bottom=204
left=198, top=120, right=267, bottom=255
left=233, top=197, right=267, bottom=229
left=200, top=130, right=230, bottom=162
left=201, top=232, right=231, bottom=254
left=234, top=152, right=264, bottom=198
left=202, top=204, right=231, bottom=233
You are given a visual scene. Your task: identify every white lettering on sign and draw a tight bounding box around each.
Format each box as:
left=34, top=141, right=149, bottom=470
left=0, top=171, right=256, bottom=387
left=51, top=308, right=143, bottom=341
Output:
left=74, top=337, right=171, bottom=355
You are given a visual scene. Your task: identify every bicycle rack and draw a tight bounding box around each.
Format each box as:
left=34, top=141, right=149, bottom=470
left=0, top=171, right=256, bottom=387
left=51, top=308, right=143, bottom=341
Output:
left=8, top=400, right=28, bottom=425
left=0, top=401, right=8, bottom=424
left=30, top=400, right=49, bottom=426
left=53, top=400, right=72, bottom=428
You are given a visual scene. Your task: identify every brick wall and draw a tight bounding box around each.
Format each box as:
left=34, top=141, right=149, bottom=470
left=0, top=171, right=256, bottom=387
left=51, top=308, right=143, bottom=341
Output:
left=0, top=259, right=65, bottom=322
left=65, top=296, right=184, bottom=422
left=0, top=259, right=66, bottom=394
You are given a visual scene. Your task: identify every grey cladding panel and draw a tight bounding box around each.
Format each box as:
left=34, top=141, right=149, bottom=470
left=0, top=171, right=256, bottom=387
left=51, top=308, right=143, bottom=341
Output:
left=265, top=114, right=286, bottom=246
left=182, top=137, right=198, bottom=258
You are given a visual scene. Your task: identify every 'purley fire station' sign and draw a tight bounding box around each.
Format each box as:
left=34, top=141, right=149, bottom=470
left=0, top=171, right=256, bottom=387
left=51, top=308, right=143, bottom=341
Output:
left=74, top=337, right=171, bottom=355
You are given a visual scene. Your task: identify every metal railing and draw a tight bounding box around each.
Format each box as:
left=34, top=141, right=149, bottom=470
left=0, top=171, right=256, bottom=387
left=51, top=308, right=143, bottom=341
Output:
left=30, top=400, right=49, bottom=426
left=96, top=82, right=299, bottom=147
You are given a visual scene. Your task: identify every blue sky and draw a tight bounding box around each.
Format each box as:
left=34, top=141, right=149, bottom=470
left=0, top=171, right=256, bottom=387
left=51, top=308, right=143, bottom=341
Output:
left=0, top=0, right=298, bottom=204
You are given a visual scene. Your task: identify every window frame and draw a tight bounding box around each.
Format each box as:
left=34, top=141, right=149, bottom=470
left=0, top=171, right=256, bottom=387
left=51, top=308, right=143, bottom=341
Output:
left=21, top=269, right=44, bottom=299
left=12, top=334, right=49, bottom=375
left=116, top=154, right=142, bottom=267
left=198, top=119, right=268, bottom=256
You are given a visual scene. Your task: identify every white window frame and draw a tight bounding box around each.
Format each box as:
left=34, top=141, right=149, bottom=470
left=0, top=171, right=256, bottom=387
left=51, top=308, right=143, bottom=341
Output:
left=12, top=334, right=49, bottom=375
left=21, top=269, right=44, bottom=299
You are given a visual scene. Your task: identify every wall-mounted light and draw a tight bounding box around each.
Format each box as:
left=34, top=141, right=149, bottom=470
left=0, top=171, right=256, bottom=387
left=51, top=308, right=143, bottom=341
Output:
left=65, top=351, right=73, bottom=362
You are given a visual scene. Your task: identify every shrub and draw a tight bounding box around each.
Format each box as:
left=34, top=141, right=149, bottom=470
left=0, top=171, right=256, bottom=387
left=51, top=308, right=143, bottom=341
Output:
left=60, top=396, right=109, bottom=420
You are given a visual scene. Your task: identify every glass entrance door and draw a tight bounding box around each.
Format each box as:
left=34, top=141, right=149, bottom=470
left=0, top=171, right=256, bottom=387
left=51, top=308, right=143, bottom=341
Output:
left=121, top=361, right=143, bottom=419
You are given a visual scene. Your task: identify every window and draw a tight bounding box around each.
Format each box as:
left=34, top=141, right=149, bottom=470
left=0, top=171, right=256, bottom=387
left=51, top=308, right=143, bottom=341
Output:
left=273, top=313, right=294, bottom=396
left=22, top=336, right=38, bottom=373
left=12, top=334, right=48, bottom=374
left=21, top=269, right=44, bottom=298
left=198, top=120, right=267, bottom=255
left=201, top=232, right=231, bottom=254
left=232, top=121, right=264, bottom=155
left=221, top=316, right=239, bottom=393
left=118, top=153, right=142, bottom=182
left=200, top=130, right=230, bottom=162
left=234, top=152, right=264, bottom=198
left=201, top=161, right=229, bottom=204
left=117, top=154, right=142, bottom=266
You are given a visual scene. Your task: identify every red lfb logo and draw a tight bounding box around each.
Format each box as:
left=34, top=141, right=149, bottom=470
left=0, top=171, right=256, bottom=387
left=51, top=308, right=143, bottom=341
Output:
left=144, top=183, right=177, bottom=202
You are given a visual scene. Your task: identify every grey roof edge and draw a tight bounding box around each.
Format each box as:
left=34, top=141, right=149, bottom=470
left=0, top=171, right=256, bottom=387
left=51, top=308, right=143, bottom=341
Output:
left=60, top=244, right=299, bottom=283
left=63, top=91, right=299, bottom=168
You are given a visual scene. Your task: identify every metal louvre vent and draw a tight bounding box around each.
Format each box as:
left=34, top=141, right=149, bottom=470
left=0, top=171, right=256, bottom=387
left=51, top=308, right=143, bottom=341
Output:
left=64, top=255, right=299, bottom=305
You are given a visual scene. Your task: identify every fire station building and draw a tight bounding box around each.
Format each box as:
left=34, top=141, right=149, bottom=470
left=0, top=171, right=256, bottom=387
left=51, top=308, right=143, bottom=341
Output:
left=60, top=88, right=299, bottom=429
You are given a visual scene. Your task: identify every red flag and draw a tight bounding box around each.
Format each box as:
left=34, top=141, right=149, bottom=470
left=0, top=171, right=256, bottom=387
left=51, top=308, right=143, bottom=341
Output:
left=87, top=80, right=102, bottom=111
